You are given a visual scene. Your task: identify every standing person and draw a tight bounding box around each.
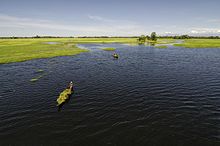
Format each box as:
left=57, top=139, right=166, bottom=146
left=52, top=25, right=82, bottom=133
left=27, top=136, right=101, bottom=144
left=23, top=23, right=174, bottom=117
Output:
left=68, top=81, right=73, bottom=91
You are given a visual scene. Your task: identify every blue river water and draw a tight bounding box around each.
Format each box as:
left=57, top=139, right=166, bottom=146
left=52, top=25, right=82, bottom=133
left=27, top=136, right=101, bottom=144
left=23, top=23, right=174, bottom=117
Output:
left=0, top=43, right=220, bottom=145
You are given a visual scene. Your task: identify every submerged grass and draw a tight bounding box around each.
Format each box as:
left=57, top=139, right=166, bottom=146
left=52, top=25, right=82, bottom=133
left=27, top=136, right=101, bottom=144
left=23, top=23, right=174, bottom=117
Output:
left=174, top=39, right=220, bottom=48
left=30, top=78, right=38, bottom=82
left=30, top=74, right=45, bottom=82
left=36, top=69, right=44, bottom=73
left=102, top=47, right=116, bottom=51
left=30, top=69, right=46, bottom=82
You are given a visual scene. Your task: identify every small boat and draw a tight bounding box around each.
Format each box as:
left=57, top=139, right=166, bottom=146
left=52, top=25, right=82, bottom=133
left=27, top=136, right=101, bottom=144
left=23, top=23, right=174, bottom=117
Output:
left=113, top=53, right=119, bottom=59
left=57, top=81, right=74, bottom=106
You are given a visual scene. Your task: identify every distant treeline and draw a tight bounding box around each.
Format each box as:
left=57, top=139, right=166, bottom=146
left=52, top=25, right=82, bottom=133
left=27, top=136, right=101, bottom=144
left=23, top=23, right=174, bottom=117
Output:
left=158, top=35, right=220, bottom=39
left=0, top=35, right=220, bottom=39
left=0, top=36, right=138, bottom=39
left=0, top=35, right=74, bottom=39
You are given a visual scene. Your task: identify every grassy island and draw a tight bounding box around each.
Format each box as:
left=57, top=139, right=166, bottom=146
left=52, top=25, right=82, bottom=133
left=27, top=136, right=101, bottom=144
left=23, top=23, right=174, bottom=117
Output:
left=155, top=45, right=168, bottom=49
left=102, top=47, right=116, bottom=51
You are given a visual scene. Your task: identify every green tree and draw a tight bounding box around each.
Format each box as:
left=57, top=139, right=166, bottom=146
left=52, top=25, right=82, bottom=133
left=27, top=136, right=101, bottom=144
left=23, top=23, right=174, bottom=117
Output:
left=151, top=32, right=157, bottom=41
left=181, top=35, right=189, bottom=39
left=138, top=35, right=146, bottom=44
left=146, top=35, right=150, bottom=40
left=35, top=35, right=40, bottom=38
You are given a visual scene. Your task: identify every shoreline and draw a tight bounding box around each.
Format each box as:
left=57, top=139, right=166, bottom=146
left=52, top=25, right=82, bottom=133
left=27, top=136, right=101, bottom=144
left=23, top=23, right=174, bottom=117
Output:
left=1, top=38, right=220, bottom=64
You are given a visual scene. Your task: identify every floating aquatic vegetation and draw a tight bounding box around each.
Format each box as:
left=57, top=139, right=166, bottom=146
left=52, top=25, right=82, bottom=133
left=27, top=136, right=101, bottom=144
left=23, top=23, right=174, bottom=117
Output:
left=30, top=78, right=38, bottom=82
left=95, top=58, right=107, bottom=61
left=30, top=73, right=46, bottom=82
left=36, top=69, right=44, bottom=73
left=155, top=45, right=168, bottom=49
left=102, top=47, right=116, bottom=51
left=30, top=75, right=43, bottom=82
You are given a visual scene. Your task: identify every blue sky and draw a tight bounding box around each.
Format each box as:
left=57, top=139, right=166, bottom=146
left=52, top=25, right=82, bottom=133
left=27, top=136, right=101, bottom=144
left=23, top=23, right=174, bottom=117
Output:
left=0, top=0, right=220, bottom=36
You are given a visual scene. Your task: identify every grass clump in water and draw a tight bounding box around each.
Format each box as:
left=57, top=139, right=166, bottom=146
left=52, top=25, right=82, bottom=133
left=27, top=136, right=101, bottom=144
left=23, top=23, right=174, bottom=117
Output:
left=102, top=47, right=116, bottom=51
left=155, top=45, right=168, bottom=49
left=36, top=69, right=44, bottom=73
left=30, top=78, right=38, bottom=82
left=30, top=73, right=45, bottom=82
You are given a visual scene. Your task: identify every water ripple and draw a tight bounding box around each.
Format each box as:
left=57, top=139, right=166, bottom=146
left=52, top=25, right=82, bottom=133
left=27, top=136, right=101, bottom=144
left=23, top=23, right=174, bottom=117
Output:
left=0, top=44, right=220, bottom=145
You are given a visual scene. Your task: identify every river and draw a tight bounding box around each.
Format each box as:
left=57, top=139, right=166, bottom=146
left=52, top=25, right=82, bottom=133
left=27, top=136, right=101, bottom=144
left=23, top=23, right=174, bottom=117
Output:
left=0, top=43, right=220, bottom=145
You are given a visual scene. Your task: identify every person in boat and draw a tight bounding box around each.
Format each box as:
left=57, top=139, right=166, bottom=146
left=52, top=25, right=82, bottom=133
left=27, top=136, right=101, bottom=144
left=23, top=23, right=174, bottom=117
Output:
left=113, top=53, right=118, bottom=58
left=67, top=81, right=73, bottom=91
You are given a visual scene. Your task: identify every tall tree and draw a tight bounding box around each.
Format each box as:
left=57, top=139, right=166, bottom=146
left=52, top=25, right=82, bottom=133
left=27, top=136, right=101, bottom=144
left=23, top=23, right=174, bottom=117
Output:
left=151, top=32, right=157, bottom=41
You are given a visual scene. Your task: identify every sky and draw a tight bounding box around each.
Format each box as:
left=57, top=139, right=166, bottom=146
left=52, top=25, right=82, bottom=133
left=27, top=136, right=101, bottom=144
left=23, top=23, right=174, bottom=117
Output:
left=0, top=0, right=220, bottom=37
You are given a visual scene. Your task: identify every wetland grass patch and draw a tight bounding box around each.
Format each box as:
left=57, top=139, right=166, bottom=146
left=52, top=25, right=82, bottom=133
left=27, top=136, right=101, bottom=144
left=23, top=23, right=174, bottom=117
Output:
left=102, top=47, right=116, bottom=51
left=174, top=39, right=220, bottom=48
left=155, top=45, right=168, bottom=49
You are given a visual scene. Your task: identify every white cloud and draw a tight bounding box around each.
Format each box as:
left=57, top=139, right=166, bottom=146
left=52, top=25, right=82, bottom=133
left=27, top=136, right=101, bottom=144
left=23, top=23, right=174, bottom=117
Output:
left=190, top=28, right=220, bottom=34
left=0, top=14, right=95, bottom=32
left=1, top=13, right=219, bottom=36
left=0, top=14, right=147, bottom=36
left=208, top=19, right=220, bottom=23
left=165, top=31, right=172, bottom=34
left=153, top=25, right=162, bottom=28
left=88, top=15, right=103, bottom=21
left=191, top=30, right=199, bottom=34
left=88, top=15, right=115, bottom=22
left=195, top=17, right=220, bottom=24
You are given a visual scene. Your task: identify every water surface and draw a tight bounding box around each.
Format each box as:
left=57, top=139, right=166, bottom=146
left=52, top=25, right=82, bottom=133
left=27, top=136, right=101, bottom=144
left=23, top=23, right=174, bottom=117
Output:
left=0, top=44, right=220, bottom=145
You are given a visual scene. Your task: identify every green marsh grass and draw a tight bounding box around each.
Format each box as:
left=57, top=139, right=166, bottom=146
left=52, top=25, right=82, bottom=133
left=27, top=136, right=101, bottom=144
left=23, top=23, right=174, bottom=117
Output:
left=155, top=45, right=168, bottom=49
left=0, top=38, right=88, bottom=64
left=102, top=47, right=116, bottom=51
left=0, top=38, right=139, bottom=64
left=156, top=39, right=176, bottom=44
left=2, top=38, right=219, bottom=64
left=174, top=39, right=220, bottom=48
